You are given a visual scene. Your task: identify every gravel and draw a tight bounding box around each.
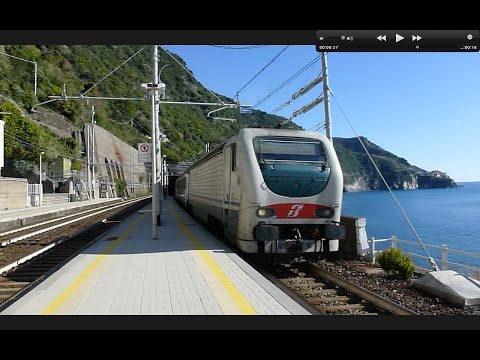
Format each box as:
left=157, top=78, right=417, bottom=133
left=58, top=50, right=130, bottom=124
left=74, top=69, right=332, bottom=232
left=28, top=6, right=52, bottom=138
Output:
left=312, top=259, right=480, bottom=315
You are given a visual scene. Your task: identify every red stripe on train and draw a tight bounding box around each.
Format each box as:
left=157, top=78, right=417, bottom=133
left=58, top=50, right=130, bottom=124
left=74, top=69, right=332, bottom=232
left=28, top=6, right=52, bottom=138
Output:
left=266, top=203, right=329, bottom=219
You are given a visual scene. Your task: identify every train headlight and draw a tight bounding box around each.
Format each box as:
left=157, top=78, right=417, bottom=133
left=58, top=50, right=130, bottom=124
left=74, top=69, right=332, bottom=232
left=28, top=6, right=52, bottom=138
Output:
left=256, top=207, right=275, bottom=218
left=315, top=207, right=335, bottom=218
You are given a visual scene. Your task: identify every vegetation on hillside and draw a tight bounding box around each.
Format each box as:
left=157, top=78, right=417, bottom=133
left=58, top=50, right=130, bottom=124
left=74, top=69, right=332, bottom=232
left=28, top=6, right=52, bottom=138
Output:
left=0, top=45, right=297, bottom=164
left=0, top=98, right=78, bottom=176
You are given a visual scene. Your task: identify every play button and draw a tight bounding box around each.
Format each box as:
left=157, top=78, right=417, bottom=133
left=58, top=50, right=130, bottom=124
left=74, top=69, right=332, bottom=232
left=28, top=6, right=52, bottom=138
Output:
left=396, top=34, right=404, bottom=42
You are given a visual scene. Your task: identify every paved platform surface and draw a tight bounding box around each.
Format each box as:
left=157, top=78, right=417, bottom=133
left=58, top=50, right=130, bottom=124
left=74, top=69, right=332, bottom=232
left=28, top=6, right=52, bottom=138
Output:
left=1, top=198, right=309, bottom=315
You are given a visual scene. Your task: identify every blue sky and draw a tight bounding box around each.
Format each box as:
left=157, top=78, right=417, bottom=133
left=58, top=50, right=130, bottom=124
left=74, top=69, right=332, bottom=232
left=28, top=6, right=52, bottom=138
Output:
left=164, top=46, right=480, bottom=182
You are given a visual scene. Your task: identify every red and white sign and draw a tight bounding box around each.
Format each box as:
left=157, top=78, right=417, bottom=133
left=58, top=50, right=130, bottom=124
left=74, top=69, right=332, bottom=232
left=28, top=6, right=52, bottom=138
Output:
left=138, top=143, right=151, bottom=163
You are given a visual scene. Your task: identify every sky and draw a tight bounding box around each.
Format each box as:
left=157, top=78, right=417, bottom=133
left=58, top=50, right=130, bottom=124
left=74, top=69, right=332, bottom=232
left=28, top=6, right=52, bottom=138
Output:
left=164, top=45, right=480, bottom=182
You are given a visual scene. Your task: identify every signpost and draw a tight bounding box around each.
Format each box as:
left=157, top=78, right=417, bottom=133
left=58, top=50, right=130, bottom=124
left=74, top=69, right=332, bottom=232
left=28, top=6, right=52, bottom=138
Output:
left=138, top=143, right=151, bottom=163
left=239, top=106, right=252, bottom=114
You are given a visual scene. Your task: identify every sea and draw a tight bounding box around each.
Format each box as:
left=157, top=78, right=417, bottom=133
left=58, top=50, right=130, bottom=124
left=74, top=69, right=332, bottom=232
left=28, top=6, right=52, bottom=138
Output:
left=341, top=181, right=480, bottom=270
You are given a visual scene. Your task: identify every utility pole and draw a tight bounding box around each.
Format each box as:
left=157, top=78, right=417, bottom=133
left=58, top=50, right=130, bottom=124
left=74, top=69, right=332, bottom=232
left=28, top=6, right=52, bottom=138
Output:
left=321, top=52, right=332, bottom=142
left=34, top=62, right=38, bottom=96
left=156, top=63, right=168, bottom=224
left=86, top=118, right=91, bottom=198
left=91, top=106, right=96, bottom=199
left=0, top=119, right=5, bottom=176
left=151, top=45, right=159, bottom=238
left=39, top=150, right=44, bottom=206
left=154, top=52, right=163, bottom=226
left=130, top=147, right=134, bottom=196
left=85, top=106, right=95, bottom=199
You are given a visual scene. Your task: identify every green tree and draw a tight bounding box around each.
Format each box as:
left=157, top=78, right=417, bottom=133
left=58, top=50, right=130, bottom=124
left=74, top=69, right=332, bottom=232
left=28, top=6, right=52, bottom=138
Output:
left=115, top=179, right=127, bottom=197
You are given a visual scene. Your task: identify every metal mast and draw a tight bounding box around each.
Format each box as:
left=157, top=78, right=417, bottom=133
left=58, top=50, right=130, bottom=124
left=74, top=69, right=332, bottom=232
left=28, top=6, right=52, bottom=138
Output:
left=151, top=45, right=159, bottom=239
left=321, top=52, right=332, bottom=141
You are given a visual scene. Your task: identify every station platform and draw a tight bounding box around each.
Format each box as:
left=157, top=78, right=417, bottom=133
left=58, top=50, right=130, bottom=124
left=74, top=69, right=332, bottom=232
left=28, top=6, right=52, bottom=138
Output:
left=0, top=197, right=122, bottom=231
left=1, top=198, right=309, bottom=315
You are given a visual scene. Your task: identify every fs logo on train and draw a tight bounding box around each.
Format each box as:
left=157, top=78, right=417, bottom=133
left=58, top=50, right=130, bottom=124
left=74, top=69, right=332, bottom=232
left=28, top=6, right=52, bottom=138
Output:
left=287, top=204, right=304, bottom=217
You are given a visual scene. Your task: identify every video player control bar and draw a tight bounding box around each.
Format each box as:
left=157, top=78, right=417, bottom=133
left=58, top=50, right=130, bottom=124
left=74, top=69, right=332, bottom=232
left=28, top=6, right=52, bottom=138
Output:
left=315, top=30, right=479, bottom=52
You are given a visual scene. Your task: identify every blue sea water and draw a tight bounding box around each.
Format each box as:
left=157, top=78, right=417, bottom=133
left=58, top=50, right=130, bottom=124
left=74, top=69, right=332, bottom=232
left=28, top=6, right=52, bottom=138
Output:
left=341, top=182, right=480, bottom=269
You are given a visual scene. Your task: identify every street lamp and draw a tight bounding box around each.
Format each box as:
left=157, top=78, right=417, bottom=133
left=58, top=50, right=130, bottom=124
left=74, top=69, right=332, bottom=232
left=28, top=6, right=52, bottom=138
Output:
left=39, top=150, right=45, bottom=206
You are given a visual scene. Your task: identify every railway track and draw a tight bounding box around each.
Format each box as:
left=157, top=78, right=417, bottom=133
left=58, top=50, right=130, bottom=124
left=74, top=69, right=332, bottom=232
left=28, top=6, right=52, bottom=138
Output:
left=203, top=215, right=418, bottom=315
left=0, top=197, right=150, bottom=311
left=0, top=198, right=138, bottom=247
left=264, top=260, right=418, bottom=315
left=0, top=197, right=150, bottom=269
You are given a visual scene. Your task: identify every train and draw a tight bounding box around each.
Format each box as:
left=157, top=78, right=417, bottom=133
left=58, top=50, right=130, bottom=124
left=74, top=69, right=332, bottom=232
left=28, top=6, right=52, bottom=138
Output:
left=175, top=127, right=345, bottom=255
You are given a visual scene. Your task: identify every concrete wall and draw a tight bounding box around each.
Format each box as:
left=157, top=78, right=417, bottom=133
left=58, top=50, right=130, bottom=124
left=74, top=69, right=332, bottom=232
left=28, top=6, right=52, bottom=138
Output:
left=89, top=124, right=149, bottom=196
left=339, top=216, right=370, bottom=258
left=0, top=177, right=27, bottom=210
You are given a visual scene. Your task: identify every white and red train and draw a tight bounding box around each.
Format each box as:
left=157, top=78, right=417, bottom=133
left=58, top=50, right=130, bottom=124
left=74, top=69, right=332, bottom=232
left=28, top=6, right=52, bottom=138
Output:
left=175, top=127, right=345, bottom=255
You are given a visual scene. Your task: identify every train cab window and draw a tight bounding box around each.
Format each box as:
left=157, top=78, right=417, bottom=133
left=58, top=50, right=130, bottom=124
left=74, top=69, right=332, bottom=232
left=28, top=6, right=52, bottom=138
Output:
left=231, top=144, right=237, bottom=171
left=253, top=137, right=327, bottom=163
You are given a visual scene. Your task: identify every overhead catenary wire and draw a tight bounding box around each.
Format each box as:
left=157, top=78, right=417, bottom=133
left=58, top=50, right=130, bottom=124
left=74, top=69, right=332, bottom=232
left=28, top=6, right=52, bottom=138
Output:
left=163, top=142, right=196, bottom=157
left=4, top=132, right=76, bottom=158
left=111, top=117, right=135, bottom=125
left=272, top=99, right=293, bottom=113
left=234, top=45, right=290, bottom=99
left=37, top=65, right=54, bottom=89
left=4, top=132, right=84, bottom=162
left=81, top=47, right=145, bottom=96
left=208, top=45, right=268, bottom=50
left=273, top=88, right=324, bottom=115
left=159, top=46, right=224, bottom=104
left=329, top=90, right=439, bottom=271
left=253, top=56, right=320, bottom=109
left=306, top=121, right=326, bottom=132
left=132, top=117, right=151, bottom=134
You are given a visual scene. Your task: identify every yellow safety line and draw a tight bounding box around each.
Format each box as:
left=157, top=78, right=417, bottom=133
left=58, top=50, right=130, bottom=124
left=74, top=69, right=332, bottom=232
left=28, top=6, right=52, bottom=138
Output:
left=172, top=206, right=256, bottom=315
left=41, top=215, right=144, bottom=315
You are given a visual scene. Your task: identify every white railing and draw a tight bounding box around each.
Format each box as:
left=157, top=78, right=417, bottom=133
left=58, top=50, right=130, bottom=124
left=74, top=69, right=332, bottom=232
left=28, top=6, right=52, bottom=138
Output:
left=368, top=236, right=480, bottom=276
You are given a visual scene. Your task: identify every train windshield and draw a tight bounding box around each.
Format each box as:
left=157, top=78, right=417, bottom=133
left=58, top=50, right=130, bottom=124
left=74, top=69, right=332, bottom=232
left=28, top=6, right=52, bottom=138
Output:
left=253, top=137, right=327, bottom=163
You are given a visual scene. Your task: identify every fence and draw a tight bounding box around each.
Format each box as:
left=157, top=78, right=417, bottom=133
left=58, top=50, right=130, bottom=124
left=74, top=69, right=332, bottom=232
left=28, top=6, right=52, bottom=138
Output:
left=369, top=236, right=480, bottom=277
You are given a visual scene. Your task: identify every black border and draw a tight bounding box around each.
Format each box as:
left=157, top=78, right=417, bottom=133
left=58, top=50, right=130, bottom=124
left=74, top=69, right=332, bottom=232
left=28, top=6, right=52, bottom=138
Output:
left=0, top=315, right=479, bottom=330
left=1, top=29, right=479, bottom=45
left=0, top=30, right=317, bottom=44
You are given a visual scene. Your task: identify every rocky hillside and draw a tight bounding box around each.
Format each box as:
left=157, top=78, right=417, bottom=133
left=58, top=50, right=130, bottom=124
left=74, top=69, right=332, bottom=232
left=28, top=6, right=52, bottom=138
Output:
left=334, top=137, right=456, bottom=191
left=0, top=45, right=455, bottom=190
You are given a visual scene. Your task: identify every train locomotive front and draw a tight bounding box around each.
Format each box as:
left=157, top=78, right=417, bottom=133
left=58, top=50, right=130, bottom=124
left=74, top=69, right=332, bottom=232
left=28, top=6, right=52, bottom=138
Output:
left=175, top=127, right=345, bottom=255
